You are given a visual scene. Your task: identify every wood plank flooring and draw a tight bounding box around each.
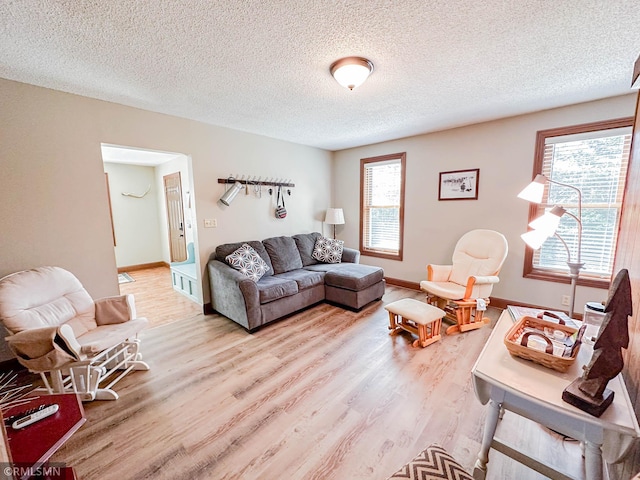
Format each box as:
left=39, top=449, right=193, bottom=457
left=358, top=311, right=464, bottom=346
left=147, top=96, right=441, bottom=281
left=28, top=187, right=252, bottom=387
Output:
left=52, top=286, right=583, bottom=479
left=119, top=266, right=202, bottom=328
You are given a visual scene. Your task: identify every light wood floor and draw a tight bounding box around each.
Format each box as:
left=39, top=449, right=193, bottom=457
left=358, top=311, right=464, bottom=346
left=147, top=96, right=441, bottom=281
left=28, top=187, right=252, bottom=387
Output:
left=53, top=286, right=582, bottom=479
left=119, top=266, right=202, bottom=328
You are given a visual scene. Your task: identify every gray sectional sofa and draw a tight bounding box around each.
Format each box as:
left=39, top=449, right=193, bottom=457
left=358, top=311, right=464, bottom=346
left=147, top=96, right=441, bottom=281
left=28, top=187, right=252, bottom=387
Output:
left=207, top=232, right=385, bottom=331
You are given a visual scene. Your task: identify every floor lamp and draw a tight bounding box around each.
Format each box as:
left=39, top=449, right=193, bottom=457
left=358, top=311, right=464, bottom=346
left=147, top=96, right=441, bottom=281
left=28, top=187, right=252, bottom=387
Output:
left=518, top=174, right=584, bottom=318
left=324, top=208, right=345, bottom=239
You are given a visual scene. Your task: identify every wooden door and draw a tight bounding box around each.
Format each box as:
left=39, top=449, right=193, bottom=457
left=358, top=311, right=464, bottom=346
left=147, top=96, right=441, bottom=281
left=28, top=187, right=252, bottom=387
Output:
left=164, top=172, right=187, bottom=262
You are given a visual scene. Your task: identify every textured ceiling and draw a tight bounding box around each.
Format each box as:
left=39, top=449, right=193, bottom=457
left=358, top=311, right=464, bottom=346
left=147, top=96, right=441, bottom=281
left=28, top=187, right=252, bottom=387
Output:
left=1, top=1, right=639, bottom=151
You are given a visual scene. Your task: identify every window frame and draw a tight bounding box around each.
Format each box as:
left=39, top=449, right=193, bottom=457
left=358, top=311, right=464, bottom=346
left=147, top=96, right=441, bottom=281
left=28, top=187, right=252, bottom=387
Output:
left=523, top=117, right=634, bottom=289
left=359, top=152, right=406, bottom=261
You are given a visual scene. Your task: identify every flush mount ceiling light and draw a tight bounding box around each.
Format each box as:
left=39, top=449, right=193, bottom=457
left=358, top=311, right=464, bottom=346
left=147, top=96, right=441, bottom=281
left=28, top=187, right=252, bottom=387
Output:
left=330, top=57, right=374, bottom=90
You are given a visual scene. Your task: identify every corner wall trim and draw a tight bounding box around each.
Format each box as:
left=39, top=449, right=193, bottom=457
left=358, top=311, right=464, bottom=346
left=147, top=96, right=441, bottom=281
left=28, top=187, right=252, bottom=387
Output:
left=385, top=277, right=420, bottom=290
left=117, top=262, right=168, bottom=273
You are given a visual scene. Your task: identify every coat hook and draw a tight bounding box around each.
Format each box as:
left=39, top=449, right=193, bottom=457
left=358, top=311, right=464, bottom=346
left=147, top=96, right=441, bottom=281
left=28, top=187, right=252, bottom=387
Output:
left=287, top=189, right=291, bottom=196
left=269, top=187, right=273, bottom=195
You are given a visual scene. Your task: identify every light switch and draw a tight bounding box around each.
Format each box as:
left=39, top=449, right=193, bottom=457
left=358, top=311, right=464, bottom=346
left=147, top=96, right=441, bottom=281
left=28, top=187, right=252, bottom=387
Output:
left=204, top=219, right=217, bottom=228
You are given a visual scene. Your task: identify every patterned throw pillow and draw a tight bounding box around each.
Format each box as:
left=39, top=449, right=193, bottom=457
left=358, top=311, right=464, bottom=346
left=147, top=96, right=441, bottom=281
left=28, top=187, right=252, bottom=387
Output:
left=312, top=236, right=344, bottom=264
left=225, top=244, right=270, bottom=282
left=386, top=444, right=473, bottom=480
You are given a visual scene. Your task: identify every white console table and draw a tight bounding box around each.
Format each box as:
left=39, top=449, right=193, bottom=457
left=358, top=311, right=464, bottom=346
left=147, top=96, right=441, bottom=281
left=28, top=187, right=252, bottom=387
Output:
left=472, top=310, right=640, bottom=480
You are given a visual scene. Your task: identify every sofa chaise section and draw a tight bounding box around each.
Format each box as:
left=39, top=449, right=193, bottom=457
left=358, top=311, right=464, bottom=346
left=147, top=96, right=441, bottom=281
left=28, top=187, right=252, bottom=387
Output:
left=311, top=263, right=385, bottom=310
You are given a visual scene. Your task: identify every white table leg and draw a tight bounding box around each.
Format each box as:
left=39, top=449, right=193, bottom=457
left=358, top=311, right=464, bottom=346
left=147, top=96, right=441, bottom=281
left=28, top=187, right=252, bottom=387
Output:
left=584, top=441, right=603, bottom=480
left=473, top=399, right=501, bottom=480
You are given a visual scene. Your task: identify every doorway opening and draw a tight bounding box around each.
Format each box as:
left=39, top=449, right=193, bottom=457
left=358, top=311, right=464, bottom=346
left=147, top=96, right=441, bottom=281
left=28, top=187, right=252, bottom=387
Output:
left=101, top=144, right=201, bottom=327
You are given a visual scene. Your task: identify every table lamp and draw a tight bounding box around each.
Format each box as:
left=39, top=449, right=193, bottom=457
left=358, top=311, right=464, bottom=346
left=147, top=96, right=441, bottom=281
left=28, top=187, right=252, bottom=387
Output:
left=324, top=208, right=345, bottom=239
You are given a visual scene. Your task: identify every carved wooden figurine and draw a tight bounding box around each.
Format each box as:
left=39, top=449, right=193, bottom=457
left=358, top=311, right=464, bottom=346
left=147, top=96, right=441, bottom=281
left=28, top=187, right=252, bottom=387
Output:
left=562, top=269, right=632, bottom=417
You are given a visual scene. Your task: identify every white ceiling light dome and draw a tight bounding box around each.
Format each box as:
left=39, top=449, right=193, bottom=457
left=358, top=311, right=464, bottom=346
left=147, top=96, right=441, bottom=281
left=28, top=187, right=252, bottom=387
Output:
left=330, top=57, right=374, bottom=90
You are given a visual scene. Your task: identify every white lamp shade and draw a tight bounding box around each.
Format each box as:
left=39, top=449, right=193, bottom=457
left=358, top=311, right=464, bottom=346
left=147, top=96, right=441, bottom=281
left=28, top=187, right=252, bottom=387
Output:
left=324, top=208, right=345, bottom=225
left=330, top=57, right=373, bottom=90
left=521, top=229, right=550, bottom=250
left=517, top=182, right=544, bottom=203
left=528, top=205, right=566, bottom=235
left=517, top=174, right=547, bottom=203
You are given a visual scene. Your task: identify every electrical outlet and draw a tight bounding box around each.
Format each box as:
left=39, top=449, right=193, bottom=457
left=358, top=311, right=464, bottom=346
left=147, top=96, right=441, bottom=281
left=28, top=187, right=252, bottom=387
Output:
left=561, top=295, right=570, bottom=306
left=204, top=219, right=217, bottom=228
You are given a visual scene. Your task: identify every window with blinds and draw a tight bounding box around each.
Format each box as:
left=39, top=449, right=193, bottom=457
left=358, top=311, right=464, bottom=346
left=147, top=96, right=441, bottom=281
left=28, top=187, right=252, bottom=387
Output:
left=524, top=118, right=633, bottom=287
left=360, top=153, right=406, bottom=260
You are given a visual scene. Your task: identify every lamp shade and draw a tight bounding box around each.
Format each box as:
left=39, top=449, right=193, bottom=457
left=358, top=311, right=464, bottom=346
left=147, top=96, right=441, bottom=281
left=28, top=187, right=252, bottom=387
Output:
left=330, top=57, right=373, bottom=90
left=529, top=205, right=566, bottom=235
left=324, top=208, right=345, bottom=225
left=517, top=174, right=547, bottom=203
left=521, top=229, right=549, bottom=250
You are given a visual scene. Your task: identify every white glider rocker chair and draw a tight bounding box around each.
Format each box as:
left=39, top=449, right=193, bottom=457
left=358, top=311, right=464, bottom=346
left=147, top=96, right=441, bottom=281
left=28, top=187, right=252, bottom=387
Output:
left=420, top=229, right=508, bottom=335
left=0, top=266, right=149, bottom=401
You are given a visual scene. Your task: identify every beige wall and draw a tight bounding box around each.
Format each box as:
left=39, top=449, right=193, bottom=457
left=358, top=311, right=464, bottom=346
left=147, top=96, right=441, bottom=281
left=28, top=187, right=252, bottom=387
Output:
left=0, top=78, right=332, bottom=359
left=1, top=75, right=636, bottom=362
left=104, top=162, right=164, bottom=268
left=333, top=93, right=637, bottom=312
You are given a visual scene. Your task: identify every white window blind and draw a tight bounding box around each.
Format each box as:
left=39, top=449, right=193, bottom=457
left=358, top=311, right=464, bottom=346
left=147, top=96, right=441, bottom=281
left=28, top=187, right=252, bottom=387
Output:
left=362, top=157, right=403, bottom=257
left=533, top=127, right=631, bottom=279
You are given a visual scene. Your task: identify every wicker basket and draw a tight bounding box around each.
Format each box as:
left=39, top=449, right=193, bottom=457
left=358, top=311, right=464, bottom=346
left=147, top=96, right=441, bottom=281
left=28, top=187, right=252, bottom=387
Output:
left=504, top=316, right=583, bottom=372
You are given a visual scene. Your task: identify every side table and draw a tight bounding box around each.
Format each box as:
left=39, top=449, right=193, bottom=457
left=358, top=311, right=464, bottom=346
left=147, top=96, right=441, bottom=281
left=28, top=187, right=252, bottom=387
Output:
left=3, top=394, right=85, bottom=480
left=471, top=310, right=640, bottom=480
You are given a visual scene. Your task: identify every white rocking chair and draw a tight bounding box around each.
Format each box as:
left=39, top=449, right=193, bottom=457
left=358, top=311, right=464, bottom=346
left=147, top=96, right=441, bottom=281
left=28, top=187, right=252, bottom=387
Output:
left=420, top=229, right=508, bottom=334
left=0, top=266, right=149, bottom=401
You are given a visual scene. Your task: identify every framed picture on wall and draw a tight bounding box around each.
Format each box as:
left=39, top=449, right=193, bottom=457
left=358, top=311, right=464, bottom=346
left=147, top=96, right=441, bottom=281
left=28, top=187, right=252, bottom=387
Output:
left=438, top=168, right=479, bottom=200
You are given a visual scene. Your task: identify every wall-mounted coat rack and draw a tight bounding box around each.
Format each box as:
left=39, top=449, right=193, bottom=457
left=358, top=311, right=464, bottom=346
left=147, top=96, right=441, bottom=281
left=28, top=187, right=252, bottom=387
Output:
left=217, top=177, right=295, bottom=188
left=218, top=176, right=295, bottom=204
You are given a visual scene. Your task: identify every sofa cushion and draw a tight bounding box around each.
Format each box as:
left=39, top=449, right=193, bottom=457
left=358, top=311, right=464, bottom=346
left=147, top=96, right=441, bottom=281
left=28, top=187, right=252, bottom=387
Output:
left=256, top=276, right=299, bottom=304
left=262, top=236, right=303, bottom=274
left=312, top=236, right=344, bottom=264
left=225, top=244, right=271, bottom=282
left=276, top=270, right=325, bottom=291
left=323, top=264, right=384, bottom=291
left=216, top=241, right=273, bottom=276
left=292, top=232, right=322, bottom=266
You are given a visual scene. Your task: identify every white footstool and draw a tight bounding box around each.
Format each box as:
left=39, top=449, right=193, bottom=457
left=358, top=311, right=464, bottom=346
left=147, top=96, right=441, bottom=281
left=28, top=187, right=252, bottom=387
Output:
left=385, top=298, right=445, bottom=348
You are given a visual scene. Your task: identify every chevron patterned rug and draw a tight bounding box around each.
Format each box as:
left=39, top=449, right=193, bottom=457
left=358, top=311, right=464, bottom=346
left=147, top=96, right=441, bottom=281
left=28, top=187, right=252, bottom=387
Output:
left=386, top=444, right=473, bottom=480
